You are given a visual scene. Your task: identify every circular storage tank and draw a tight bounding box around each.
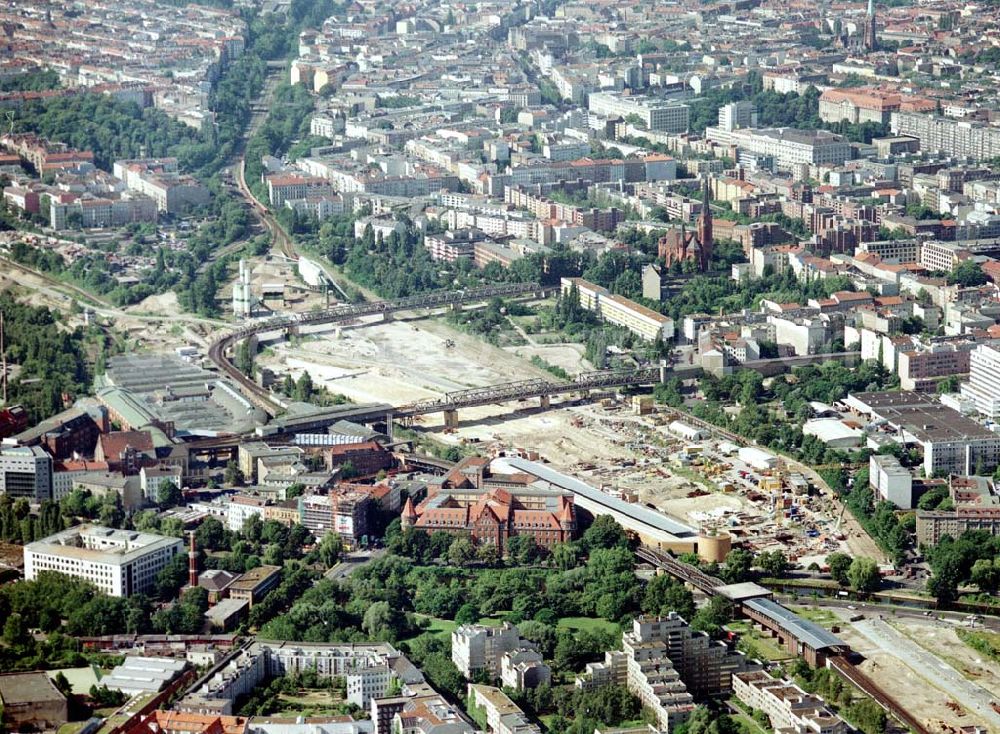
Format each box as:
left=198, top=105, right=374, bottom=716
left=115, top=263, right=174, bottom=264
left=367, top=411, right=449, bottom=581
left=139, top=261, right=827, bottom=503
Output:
left=697, top=530, right=732, bottom=564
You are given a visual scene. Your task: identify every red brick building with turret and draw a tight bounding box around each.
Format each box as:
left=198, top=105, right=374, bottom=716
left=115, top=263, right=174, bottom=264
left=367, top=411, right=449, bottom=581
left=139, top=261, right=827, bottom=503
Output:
left=401, top=457, right=576, bottom=552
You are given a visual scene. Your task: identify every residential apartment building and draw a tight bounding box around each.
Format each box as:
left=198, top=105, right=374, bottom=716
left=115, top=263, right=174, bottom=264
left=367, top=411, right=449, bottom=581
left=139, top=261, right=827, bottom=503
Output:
left=49, top=193, right=157, bottom=229
left=919, top=241, right=970, bottom=272
left=180, top=641, right=424, bottom=715
left=113, top=158, right=210, bottom=213
left=891, top=112, right=1000, bottom=161
left=589, top=92, right=690, bottom=133
left=0, top=443, right=53, bottom=501
left=452, top=624, right=528, bottom=680
left=227, top=495, right=268, bottom=532
left=706, top=127, right=851, bottom=168
left=23, top=525, right=183, bottom=597
left=425, top=228, right=486, bottom=262
left=916, top=477, right=1000, bottom=545
left=467, top=684, right=541, bottom=734
left=962, top=345, right=1000, bottom=419
left=732, top=671, right=850, bottom=734
left=266, top=175, right=335, bottom=207
left=870, top=454, right=913, bottom=509
left=500, top=649, right=551, bottom=691
left=897, top=341, right=973, bottom=391
left=285, top=195, right=345, bottom=221
left=576, top=614, right=754, bottom=732
left=718, top=102, right=757, bottom=132
left=561, top=277, right=675, bottom=342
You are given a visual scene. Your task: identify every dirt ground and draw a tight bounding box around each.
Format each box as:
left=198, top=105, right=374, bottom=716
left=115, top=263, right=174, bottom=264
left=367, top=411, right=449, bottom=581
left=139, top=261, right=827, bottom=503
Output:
left=258, top=312, right=870, bottom=557
left=259, top=316, right=555, bottom=406
left=833, top=614, right=996, bottom=732
left=507, top=342, right=591, bottom=373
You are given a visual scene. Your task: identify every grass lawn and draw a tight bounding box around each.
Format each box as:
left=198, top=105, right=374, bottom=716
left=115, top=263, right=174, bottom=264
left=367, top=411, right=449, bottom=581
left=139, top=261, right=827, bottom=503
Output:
left=408, top=614, right=458, bottom=640
left=556, top=617, right=620, bottom=636
left=272, top=689, right=345, bottom=715
left=790, top=606, right=839, bottom=627
left=726, top=621, right=793, bottom=662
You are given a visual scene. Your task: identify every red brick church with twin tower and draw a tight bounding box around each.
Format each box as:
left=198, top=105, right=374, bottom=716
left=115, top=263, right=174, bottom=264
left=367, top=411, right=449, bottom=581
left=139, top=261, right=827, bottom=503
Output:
left=657, top=177, right=714, bottom=272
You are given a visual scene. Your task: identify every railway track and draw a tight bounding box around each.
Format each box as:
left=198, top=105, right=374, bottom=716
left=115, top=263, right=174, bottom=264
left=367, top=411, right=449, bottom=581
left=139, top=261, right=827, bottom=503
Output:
left=828, top=655, right=931, bottom=734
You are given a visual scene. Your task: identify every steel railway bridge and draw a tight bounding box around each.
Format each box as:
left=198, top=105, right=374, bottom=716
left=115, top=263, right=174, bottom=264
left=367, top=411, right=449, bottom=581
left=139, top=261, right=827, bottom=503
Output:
left=208, top=283, right=687, bottom=425
left=208, top=282, right=549, bottom=415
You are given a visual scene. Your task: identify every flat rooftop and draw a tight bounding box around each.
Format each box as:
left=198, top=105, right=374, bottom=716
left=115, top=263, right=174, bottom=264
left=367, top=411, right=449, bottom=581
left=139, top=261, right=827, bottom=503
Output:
left=494, top=457, right=696, bottom=538
left=25, top=524, right=183, bottom=566
left=0, top=672, right=67, bottom=705
left=744, top=598, right=847, bottom=652
left=229, top=565, right=281, bottom=591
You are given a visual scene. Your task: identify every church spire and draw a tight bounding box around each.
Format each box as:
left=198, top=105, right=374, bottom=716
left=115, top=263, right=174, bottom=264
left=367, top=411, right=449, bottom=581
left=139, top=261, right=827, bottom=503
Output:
left=697, top=177, right=713, bottom=272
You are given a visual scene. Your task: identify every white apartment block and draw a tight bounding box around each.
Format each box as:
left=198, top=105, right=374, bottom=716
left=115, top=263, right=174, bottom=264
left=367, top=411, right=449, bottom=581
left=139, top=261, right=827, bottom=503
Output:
left=575, top=614, right=754, bottom=733
left=24, top=524, right=183, bottom=597
left=500, top=649, right=551, bottom=691
left=766, top=314, right=828, bottom=356
left=718, top=102, right=757, bottom=132
left=707, top=127, right=851, bottom=168
left=919, top=241, right=968, bottom=273
left=180, top=641, right=418, bottom=715
left=113, top=158, right=210, bottom=213
left=733, top=671, right=850, bottom=734
left=891, top=112, right=1000, bottom=161
left=452, top=623, right=527, bottom=680
left=562, top=277, right=675, bottom=342
left=467, top=684, right=541, bottom=734
left=0, top=443, right=53, bottom=501
left=266, top=175, right=335, bottom=207
left=227, top=495, right=268, bottom=532
left=869, top=454, right=913, bottom=509
left=285, top=195, right=345, bottom=221
left=49, top=194, right=157, bottom=230
left=589, top=92, right=690, bottom=133
left=962, top=345, right=1000, bottom=419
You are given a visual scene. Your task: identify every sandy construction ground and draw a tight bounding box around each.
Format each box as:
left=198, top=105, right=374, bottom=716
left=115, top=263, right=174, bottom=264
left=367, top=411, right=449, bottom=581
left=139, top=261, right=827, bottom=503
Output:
left=260, top=316, right=555, bottom=406
left=833, top=612, right=998, bottom=732
left=507, top=342, right=591, bottom=374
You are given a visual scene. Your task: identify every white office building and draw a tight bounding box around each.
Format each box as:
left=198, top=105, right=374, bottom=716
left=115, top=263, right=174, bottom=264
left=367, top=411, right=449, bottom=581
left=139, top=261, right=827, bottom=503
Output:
left=0, top=443, right=53, bottom=502
left=588, top=92, right=690, bottom=133
left=718, top=102, right=757, bottom=132
left=24, top=525, right=184, bottom=597
left=962, top=345, right=1000, bottom=419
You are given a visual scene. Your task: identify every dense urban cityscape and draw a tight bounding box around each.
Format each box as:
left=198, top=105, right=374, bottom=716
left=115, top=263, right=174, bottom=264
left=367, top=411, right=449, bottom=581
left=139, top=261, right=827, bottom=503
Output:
left=2, top=1, right=1000, bottom=734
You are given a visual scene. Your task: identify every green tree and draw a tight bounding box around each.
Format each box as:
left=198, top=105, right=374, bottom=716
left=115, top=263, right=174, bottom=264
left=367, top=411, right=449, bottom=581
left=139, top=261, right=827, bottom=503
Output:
left=827, top=552, right=852, bottom=585
left=948, top=260, right=987, bottom=287
left=156, top=480, right=183, bottom=509
left=970, top=557, right=1000, bottom=595
left=757, top=550, right=790, bottom=577
left=224, top=461, right=245, bottom=487
left=847, top=556, right=880, bottom=594
left=582, top=516, right=628, bottom=551
left=447, top=536, right=476, bottom=566
left=318, top=532, right=343, bottom=568
left=721, top=548, right=753, bottom=583
left=642, top=573, right=696, bottom=620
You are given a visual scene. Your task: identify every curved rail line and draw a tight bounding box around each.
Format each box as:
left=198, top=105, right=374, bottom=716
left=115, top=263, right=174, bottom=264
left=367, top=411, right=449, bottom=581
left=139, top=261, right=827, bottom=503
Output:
left=208, top=282, right=547, bottom=415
